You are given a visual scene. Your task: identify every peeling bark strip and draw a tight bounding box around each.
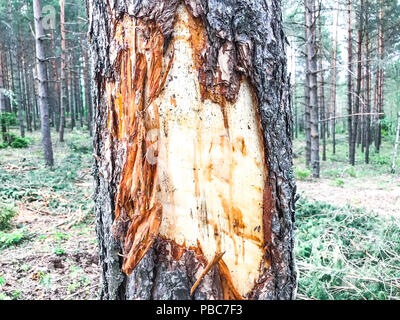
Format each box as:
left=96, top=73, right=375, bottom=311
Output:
left=89, top=0, right=296, bottom=300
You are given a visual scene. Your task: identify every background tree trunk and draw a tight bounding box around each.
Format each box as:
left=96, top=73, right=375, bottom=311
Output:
left=304, top=9, right=311, bottom=167
left=392, top=113, right=400, bottom=174
left=317, top=2, right=326, bottom=162
left=59, top=0, right=66, bottom=142
left=347, top=0, right=354, bottom=165
left=33, top=0, right=54, bottom=167
left=330, top=2, right=339, bottom=156
left=305, top=0, right=319, bottom=177
left=88, top=0, right=297, bottom=300
left=364, top=1, right=371, bottom=164
left=8, top=0, right=25, bottom=138
left=350, top=2, right=364, bottom=166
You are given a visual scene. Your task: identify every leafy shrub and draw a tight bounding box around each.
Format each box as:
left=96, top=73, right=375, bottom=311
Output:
left=295, top=168, right=311, bottom=180
left=325, top=168, right=342, bottom=178
left=3, top=132, right=17, bottom=145
left=0, top=228, right=25, bottom=249
left=345, top=166, right=357, bottom=178
left=0, top=112, right=17, bottom=127
left=53, top=247, right=65, bottom=256
left=371, top=153, right=390, bottom=166
left=0, top=203, right=16, bottom=230
left=335, top=179, right=345, bottom=186
left=10, top=137, right=29, bottom=148
left=1, top=133, right=29, bottom=148
left=67, top=141, right=91, bottom=154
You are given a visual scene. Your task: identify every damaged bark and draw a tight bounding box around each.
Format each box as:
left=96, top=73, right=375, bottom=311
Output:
left=88, top=0, right=297, bottom=300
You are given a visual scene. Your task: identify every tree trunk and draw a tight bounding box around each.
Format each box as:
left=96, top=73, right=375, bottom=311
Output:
left=304, top=9, right=311, bottom=167
left=330, top=1, right=339, bottom=156
left=88, top=0, right=297, bottom=300
left=59, top=0, right=66, bottom=142
left=392, top=113, right=400, bottom=174
left=33, top=0, right=54, bottom=167
left=364, top=1, right=371, bottom=164
left=305, top=0, right=319, bottom=177
left=68, top=53, right=75, bottom=131
left=350, top=1, right=364, bottom=166
left=8, top=0, right=25, bottom=138
left=82, top=36, right=92, bottom=136
left=317, top=3, right=326, bottom=162
left=50, top=29, right=61, bottom=132
left=375, top=0, right=384, bottom=152
left=0, top=41, right=6, bottom=140
left=347, top=0, right=354, bottom=165
left=19, top=28, right=32, bottom=133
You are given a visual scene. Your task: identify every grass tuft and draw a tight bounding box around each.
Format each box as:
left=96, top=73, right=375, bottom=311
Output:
left=295, top=196, right=400, bottom=300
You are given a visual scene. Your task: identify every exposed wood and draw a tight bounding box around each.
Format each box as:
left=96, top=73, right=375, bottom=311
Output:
left=90, top=0, right=296, bottom=300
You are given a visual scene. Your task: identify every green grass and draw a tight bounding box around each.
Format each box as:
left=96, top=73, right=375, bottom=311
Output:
left=0, top=128, right=94, bottom=218
left=0, top=127, right=95, bottom=250
left=0, top=228, right=26, bottom=249
left=0, top=203, right=16, bottom=231
left=295, top=196, right=400, bottom=300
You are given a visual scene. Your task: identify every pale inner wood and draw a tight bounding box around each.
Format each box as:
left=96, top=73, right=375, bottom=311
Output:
left=152, top=6, right=267, bottom=296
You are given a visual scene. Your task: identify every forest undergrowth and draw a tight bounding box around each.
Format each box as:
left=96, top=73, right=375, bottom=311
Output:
left=0, top=128, right=100, bottom=300
left=294, top=134, right=400, bottom=300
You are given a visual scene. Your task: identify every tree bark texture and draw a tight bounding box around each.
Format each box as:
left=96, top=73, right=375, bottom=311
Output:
left=88, top=0, right=297, bottom=300
left=347, top=0, right=354, bottom=165
left=350, top=2, right=364, bottom=166
left=330, top=2, right=339, bottom=156
left=305, top=0, right=319, bottom=178
left=33, top=0, right=54, bottom=167
left=8, top=0, right=25, bottom=138
left=59, top=0, right=67, bottom=142
left=317, top=3, right=326, bottom=162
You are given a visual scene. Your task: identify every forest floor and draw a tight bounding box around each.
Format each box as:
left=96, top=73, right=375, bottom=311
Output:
left=293, top=134, right=400, bottom=217
left=0, top=128, right=101, bottom=300
left=293, top=134, right=400, bottom=300
left=1, top=129, right=400, bottom=300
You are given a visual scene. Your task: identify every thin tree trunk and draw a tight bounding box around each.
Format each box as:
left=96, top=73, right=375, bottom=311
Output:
left=89, top=0, right=297, bottom=300
left=306, top=0, right=319, bottom=177
left=350, top=0, right=364, bottom=166
left=330, top=1, right=339, bottom=156
left=68, top=53, right=75, bottom=131
left=365, top=0, right=371, bottom=164
left=317, top=2, right=326, bottom=161
left=348, top=0, right=354, bottom=165
left=8, top=0, right=25, bottom=138
left=304, top=8, right=311, bottom=167
left=33, top=0, right=54, bottom=167
left=0, top=41, right=6, bottom=140
left=375, top=0, right=384, bottom=152
left=392, top=113, right=400, bottom=173
left=59, top=0, right=66, bottom=142
left=2, top=50, right=12, bottom=113
left=19, top=29, right=32, bottom=133
left=82, top=34, right=92, bottom=136
left=50, top=29, right=60, bottom=132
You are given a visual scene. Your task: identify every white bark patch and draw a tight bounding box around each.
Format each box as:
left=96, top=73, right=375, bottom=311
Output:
left=152, top=5, right=267, bottom=297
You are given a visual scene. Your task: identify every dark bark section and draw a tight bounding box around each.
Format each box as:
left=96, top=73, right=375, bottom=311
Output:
left=89, top=0, right=296, bottom=300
